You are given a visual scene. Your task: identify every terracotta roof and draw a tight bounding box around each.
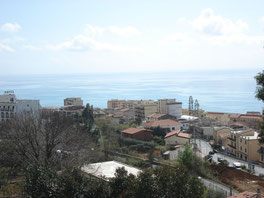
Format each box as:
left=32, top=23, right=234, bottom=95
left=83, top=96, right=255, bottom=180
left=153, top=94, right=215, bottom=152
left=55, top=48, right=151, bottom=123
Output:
left=144, top=119, right=181, bottom=127
left=207, top=112, right=225, bottom=115
left=228, top=191, right=264, bottom=198
left=239, top=115, right=262, bottom=120
left=165, top=130, right=180, bottom=138
left=148, top=113, right=166, bottom=119
left=178, top=132, right=192, bottom=139
left=122, top=128, right=151, bottom=134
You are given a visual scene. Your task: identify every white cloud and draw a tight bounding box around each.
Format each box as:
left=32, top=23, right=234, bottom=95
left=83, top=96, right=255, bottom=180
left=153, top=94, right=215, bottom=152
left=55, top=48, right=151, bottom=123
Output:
left=201, top=34, right=264, bottom=46
left=160, top=33, right=194, bottom=46
left=47, top=34, right=141, bottom=52
left=191, top=8, right=248, bottom=35
left=108, top=26, right=141, bottom=37
left=23, top=45, right=41, bottom=51
left=260, top=17, right=264, bottom=29
left=1, top=23, right=21, bottom=32
left=84, top=24, right=141, bottom=38
left=0, top=43, right=14, bottom=52
left=84, top=24, right=105, bottom=38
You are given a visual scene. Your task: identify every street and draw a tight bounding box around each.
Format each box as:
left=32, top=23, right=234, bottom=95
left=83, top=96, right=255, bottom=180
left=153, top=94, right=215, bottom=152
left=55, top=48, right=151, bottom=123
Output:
left=193, top=138, right=264, bottom=176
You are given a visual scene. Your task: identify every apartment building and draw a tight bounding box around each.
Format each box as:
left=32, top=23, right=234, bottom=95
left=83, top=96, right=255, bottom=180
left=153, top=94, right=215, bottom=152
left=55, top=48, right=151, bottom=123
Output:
left=135, top=103, right=158, bottom=120
left=64, top=97, right=83, bottom=106
left=227, top=129, right=255, bottom=157
left=158, top=99, right=182, bottom=119
left=0, top=91, right=40, bottom=122
left=0, top=91, right=16, bottom=122
left=237, top=131, right=259, bottom=161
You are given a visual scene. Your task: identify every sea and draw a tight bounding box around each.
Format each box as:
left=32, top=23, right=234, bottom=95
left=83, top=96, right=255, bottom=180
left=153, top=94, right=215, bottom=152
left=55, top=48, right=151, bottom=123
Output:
left=0, top=69, right=263, bottom=114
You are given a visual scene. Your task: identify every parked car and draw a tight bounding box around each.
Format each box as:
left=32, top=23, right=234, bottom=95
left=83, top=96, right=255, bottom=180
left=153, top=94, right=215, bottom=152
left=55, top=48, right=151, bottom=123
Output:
left=217, top=157, right=224, bottom=163
left=209, top=151, right=215, bottom=155
left=233, top=162, right=242, bottom=169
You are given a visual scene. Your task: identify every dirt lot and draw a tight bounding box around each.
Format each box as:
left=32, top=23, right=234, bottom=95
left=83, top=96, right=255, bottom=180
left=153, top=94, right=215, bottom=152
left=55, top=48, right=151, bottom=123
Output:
left=211, top=164, right=264, bottom=192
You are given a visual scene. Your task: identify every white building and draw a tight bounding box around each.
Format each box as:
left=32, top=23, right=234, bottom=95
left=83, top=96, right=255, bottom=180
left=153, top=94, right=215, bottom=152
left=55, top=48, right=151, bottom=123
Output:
left=0, top=91, right=16, bottom=122
left=16, top=99, right=41, bottom=114
left=0, top=91, right=40, bottom=123
left=158, top=99, right=182, bottom=119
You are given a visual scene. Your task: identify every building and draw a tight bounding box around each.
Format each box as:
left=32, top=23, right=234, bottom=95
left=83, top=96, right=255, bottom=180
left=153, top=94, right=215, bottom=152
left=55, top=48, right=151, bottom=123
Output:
left=59, top=105, right=85, bottom=117
left=228, top=112, right=262, bottom=130
left=144, top=119, right=182, bottom=133
left=16, top=99, right=40, bottom=114
left=146, top=113, right=177, bottom=122
left=0, top=91, right=16, bottom=122
left=237, top=131, right=259, bottom=161
left=206, top=112, right=230, bottom=125
left=158, top=99, right=182, bottom=119
left=81, top=161, right=141, bottom=181
left=202, top=127, right=215, bottom=140
left=64, top=97, right=83, bottom=106
left=121, top=128, right=152, bottom=141
left=107, top=99, right=126, bottom=109
left=135, top=103, right=158, bottom=120
left=213, top=127, right=232, bottom=148
left=163, top=145, right=185, bottom=160
left=227, top=129, right=255, bottom=157
left=164, top=130, right=191, bottom=146
left=0, top=91, right=40, bottom=123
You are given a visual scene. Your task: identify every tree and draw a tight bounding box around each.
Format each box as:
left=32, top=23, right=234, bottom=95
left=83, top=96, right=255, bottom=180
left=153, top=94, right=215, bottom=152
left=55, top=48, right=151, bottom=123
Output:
left=0, top=110, right=98, bottom=169
left=255, top=70, right=264, bottom=102
left=255, top=71, right=264, bottom=143
left=151, top=126, right=166, bottom=138
left=178, top=143, right=194, bottom=170
left=82, top=103, right=95, bottom=132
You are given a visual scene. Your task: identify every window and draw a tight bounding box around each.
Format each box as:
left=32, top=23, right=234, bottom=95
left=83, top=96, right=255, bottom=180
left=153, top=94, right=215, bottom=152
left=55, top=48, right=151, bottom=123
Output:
left=245, top=156, right=247, bottom=160
left=240, top=146, right=242, bottom=150
left=245, top=148, right=247, bottom=152
left=262, top=154, right=264, bottom=161
left=1, top=112, right=4, bottom=118
left=172, top=127, right=175, bottom=130
left=6, top=112, right=9, bottom=118
left=240, top=139, right=242, bottom=143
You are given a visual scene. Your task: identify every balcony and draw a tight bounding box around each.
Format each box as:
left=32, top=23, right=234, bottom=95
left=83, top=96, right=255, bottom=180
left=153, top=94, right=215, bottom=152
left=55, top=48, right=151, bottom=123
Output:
left=228, top=144, right=236, bottom=149
left=228, top=137, right=236, bottom=141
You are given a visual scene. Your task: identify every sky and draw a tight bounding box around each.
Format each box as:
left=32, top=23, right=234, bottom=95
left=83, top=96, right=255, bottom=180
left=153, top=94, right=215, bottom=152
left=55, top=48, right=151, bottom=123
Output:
left=0, top=0, right=264, bottom=75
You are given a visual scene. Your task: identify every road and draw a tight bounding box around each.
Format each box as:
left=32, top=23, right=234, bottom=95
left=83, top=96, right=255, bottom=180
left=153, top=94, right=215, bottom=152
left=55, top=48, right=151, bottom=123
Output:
left=193, top=138, right=264, bottom=176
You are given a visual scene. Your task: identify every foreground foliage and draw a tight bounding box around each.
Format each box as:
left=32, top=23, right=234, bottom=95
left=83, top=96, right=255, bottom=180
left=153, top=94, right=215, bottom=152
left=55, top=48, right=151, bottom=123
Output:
left=23, top=165, right=205, bottom=198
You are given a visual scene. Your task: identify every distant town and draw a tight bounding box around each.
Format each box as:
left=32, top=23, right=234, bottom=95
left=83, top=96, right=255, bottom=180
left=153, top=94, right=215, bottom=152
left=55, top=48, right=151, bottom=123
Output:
left=1, top=90, right=264, bottom=197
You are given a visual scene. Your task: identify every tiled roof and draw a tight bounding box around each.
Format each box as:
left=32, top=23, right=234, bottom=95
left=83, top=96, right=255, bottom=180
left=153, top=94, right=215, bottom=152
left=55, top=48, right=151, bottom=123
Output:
left=165, top=130, right=180, bottom=138
left=144, top=119, right=181, bottom=127
left=178, top=132, right=192, bottom=139
left=207, top=112, right=225, bottom=115
left=228, top=191, right=264, bottom=198
left=148, top=113, right=166, bottom=119
left=122, top=128, right=150, bottom=134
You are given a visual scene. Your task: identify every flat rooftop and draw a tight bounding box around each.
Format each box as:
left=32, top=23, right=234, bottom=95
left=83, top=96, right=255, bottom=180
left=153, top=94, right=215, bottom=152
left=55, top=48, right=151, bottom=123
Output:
left=81, top=161, right=141, bottom=180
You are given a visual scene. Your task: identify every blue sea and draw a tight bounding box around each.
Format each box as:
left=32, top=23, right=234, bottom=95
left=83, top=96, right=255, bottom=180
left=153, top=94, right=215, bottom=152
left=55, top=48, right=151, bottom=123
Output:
left=0, top=69, right=263, bottom=113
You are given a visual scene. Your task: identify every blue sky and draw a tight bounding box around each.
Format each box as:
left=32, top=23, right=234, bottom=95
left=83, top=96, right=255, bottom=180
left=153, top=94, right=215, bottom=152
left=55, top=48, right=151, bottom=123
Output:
left=0, top=0, right=264, bottom=75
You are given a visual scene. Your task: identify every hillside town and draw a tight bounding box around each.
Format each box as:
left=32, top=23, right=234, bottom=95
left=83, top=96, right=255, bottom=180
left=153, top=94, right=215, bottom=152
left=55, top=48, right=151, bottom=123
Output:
left=1, top=90, right=264, bottom=197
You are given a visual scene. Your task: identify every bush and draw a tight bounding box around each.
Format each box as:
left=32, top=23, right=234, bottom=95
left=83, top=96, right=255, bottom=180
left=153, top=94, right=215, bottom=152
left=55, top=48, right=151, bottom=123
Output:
left=119, top=136, right=154, bottom=148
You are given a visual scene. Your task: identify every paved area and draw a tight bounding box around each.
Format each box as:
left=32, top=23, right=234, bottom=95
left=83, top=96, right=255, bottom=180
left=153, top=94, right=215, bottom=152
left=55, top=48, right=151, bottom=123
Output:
left=193, top=138, right=264, bottom=176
